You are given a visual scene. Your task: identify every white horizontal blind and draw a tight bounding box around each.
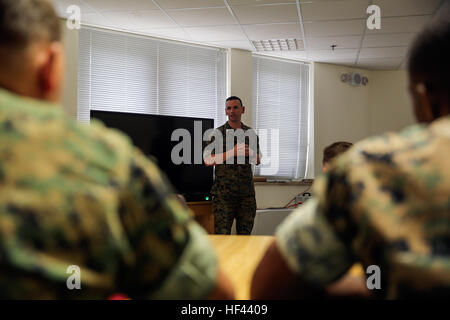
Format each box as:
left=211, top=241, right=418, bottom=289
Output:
left=78, top=27, right=226, bottom=127
left=253, top=56, right=310, bottom=179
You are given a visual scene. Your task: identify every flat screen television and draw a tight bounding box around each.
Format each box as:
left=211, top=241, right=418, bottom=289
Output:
left=90, top=110, right=214, bottom=202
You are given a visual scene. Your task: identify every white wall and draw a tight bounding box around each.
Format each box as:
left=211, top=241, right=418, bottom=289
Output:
left=60, top=19, right=78, bottom=119
left=227, top=49, right=253, bottom=126
left=369, top=70, right=415, bottom=135
left=313, top=63, right=415, bottom=177
left=255, top=185, right=311, bottom=209
left=313, top=62, right=372, bottom=176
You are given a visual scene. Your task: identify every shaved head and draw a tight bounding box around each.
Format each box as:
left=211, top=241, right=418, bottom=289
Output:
left=0, top=0, right=64, bottom=102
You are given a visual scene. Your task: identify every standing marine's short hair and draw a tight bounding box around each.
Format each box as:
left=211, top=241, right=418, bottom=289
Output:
left=226, top=96, right=243, bottom=106
left=323, top=141, right=353, bottom=165
left=0, top=0, right=61, bottom=49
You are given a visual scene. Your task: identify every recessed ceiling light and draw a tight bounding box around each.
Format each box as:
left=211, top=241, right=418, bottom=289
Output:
left=252, top=39, right=304, bottom=52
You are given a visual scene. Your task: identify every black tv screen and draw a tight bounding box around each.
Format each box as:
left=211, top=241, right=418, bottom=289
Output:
left=90, top=110, right=214, bottom=202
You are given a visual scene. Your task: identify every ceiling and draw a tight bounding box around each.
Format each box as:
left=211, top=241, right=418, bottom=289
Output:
left=51, top=0, right=447, bottom=70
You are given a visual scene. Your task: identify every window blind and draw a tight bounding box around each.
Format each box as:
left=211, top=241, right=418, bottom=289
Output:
left=252, top=55, right=310, bottom=179
left=78, top=27, right=227, bottom=127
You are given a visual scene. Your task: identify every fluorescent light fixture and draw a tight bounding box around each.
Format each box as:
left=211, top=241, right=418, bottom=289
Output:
left=252, top=39, right=304, bottom=52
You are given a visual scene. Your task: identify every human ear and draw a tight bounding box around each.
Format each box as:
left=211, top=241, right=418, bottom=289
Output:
left=38, top=42, right=64, bottom=102
left=413, top=83, right=434, bottom=123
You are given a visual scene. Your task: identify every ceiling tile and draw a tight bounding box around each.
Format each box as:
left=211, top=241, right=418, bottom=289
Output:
left=228, top=0, right=296, bottom=5
left=306, top=35, right=361, bottom=49
left=185, top=25, right=247, bottom=41
left=243, top=23, right=302, bottom=40
left=232, top=4, right=298, bottom=24
left=51, top=0, right=96, bottom=17
left=167, top=8, right=236, bottom=26
left=323, top=60, right=357, bottom=68
left=206, top=40, right=254, bottom=51
left=255, top=51, right=285, bottom=59
left=102, top=11, right=177, bottom=29
left=137, top=27, right=191, bottom=41
left=373, top=0, right=441, bottom=17
left=83, top=0, right=159, bottom=12
left=362, top=33, right=417, bottom=48
left=80, top=12, right=118, bottom=28
left=308, top=48, right=358, bottom=61
left=299, top=0, right=360, bottom=1
left=356, top=57, right=403, bottom=70
left=359, top=47, right=408, bottom=59
left=300, top=0, right=368, bottom=22
left=280, top=51, right=309, bottom=60
left=365, top=15, right=431, bottom=34
left=304, top=19, right=365, bottom=37
left=155, top=0, right=225, bottom=9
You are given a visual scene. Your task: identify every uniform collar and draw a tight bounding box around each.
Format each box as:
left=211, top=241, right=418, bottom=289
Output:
left=0, top=87, right=62, bottom=113
left=225, top=121, right=248, bottom=130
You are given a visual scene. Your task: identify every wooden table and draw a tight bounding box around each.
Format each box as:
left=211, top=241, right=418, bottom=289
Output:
left=208, top=235, right=274, bottom=300
left=208, top=235, right=365, bottom=300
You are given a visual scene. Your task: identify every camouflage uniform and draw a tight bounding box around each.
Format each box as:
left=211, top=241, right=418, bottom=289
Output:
left=205, top=122, right=259, bottom=235
left=275, top=116, right=450, bottom=299
left=0, top=88, right=217, bottom=299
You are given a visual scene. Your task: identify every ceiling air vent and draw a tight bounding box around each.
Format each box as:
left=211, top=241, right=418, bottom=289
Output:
left=252, top=39, right=304, bottom=52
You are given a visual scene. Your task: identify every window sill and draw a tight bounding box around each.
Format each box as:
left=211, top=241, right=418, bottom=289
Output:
left=254, top=178, right=313, bottom=186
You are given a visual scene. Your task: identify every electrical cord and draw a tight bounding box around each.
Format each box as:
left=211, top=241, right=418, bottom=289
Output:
left=283, top=186, right=311, bottom=208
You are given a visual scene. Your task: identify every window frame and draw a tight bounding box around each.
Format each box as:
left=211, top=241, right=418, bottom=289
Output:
left=252, top=54, right=314, bottom=180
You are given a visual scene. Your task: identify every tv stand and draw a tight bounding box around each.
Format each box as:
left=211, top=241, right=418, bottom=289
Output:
left=187, top=201, right=214, bottom=234
left=184, top=193, right=212, bottom=202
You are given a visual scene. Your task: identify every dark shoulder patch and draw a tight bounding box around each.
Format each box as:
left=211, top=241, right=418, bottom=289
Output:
left=429, top=236, right=450, bottom=256
left=380, top=185, right=405, bottom=203
left=323, top=172, right=358, bottom=245
left=389, top=238, right=410, bottom=252
left=361, top=151, right=394, bottom=165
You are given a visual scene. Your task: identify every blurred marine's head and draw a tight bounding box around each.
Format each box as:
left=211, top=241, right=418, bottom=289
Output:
left=408, top=9, right=450, bottom=123
left=0, top=0, right=63, bottom=102
left=322, top=141, right=353, bottom=172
